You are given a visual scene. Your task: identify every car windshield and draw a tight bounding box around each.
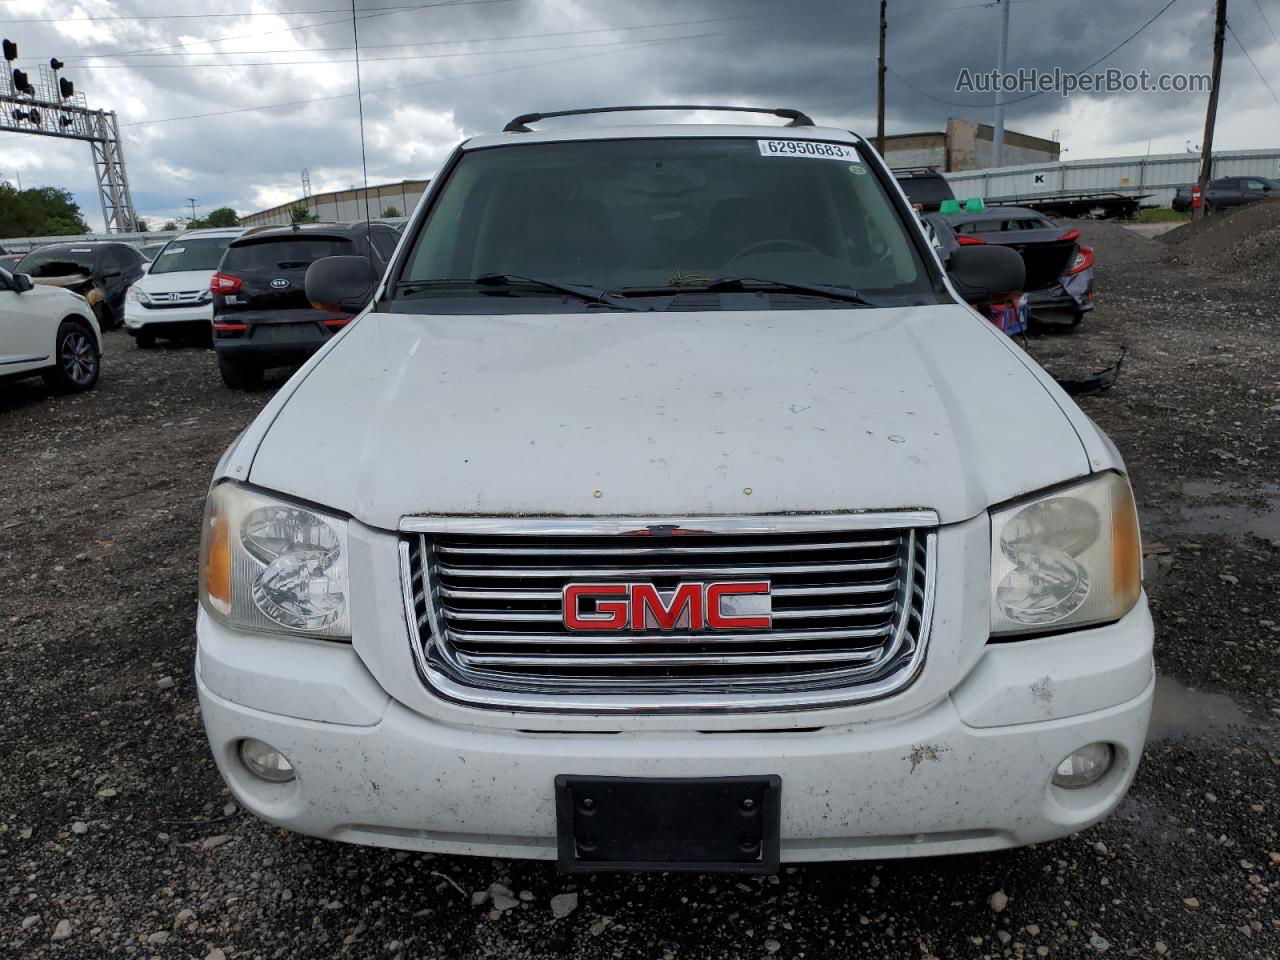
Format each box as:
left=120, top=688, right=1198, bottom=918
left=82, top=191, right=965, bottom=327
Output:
left=400, top=137, right=937, bottom=306
left=221, top=238, right=352, bottom=272
left=18, top=248, right=94, bottom=277
left=150, top=236, right=238, bottom=274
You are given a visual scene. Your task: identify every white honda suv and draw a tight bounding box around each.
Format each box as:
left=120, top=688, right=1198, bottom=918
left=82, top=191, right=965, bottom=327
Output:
left=124, top=227, right=245, bottom=347
left=0, top=266, right=101, bottom=392
left=196, top=106, right=1153, bottom=872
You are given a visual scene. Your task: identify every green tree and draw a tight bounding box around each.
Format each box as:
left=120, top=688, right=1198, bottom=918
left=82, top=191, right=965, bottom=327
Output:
left=203, top=206, right=240, bottom=227
left=381, top=205, right=401, bottom=218
left=162, top=221, right=178, bottom=231
left=135, top=217, right=150, bottom=232
left=0, top=183, right=90, bottom=238
left=289, top=204, right=318, bottom=224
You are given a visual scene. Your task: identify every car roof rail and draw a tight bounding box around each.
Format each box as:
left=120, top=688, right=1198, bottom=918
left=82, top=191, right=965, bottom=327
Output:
left=503, top=104, right=814, bottom=133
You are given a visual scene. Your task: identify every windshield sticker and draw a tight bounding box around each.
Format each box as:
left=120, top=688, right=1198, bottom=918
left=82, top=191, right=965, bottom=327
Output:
left=757, top=139, right=859, bottom=161
left=847, top=163, right=868, bottom=175
left=161, top=247, right=184, bottom=255
left=70, top=247, right=92, bottom=252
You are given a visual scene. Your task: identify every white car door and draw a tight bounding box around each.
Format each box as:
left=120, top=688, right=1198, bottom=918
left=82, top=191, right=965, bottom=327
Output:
left=0, top=269, right=55, bottom=375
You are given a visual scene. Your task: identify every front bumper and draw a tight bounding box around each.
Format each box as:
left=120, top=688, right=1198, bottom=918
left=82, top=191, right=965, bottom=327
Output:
left=124, top=300, right=212, bottom=330
left=196, top=601, right=1154, bottom=864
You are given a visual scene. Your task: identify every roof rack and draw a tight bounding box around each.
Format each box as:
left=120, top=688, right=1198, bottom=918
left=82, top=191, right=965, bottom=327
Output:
left=503, top=104, right=814, bottom=133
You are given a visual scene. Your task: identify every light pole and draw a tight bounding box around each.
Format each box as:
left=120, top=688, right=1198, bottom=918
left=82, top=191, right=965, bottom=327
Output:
left=992, top=0, right=1011, bottom=167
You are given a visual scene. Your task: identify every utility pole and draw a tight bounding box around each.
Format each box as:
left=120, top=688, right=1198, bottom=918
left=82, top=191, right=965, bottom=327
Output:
left=188, top=197, right=198, bottom=221
left=1194, top=0, right=1228, bottom=220
left=992, top=0, right=1011, bottom=167
left=875, top=0, right=887, bottom=155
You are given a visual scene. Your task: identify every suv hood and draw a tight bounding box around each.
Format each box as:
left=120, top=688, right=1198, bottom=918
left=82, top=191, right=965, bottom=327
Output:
left=137, top=269, right=214, bottom=294
left=249, top=305, right=1089, bottom=528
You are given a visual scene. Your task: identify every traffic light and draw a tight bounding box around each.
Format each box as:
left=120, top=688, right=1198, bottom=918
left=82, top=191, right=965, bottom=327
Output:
left=11, top=68, right=32, bottom=95
left=59, top=77, right=74, bottom=99
left=2, top=40, right=16, bottom=62
left=13, top=107, right=40, bottom=125
left=50, top=58, right=64, bottom=71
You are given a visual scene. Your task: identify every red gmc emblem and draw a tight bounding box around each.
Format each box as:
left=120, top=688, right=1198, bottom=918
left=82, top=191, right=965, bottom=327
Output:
left=562, top=582, right=772, bottom=632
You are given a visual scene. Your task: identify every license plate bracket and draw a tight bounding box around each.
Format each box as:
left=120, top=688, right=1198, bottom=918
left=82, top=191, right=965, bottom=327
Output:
left=554, top=775, right=781, bottom=873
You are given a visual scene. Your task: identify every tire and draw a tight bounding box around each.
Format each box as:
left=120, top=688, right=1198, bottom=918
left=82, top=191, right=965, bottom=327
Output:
left=41, top=319, right=100, bottom=393
left=218, top=353, right=264, bottom=389
left=134, top=328, right=157, bottom=349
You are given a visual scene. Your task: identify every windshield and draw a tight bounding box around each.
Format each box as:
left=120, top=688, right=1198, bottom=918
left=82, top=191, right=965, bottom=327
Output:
left=18, top=247, right=94, bottom=278
left=400, top=138, right=937, bottom=306
left=222, top=237, right=352, bottom=272
left=150, top=236, right=238, bottom=274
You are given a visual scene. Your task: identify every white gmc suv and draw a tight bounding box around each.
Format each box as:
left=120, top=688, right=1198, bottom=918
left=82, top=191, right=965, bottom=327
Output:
left=196, top=106, right=1153, bottom=872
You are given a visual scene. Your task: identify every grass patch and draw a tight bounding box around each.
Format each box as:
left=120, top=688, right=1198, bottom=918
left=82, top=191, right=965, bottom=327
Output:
left=1135, top=207, right=1192, bottom=223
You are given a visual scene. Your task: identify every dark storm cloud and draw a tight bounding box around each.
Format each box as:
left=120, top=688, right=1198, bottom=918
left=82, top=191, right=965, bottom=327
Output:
left=0, top=0, right=1275, bottom=230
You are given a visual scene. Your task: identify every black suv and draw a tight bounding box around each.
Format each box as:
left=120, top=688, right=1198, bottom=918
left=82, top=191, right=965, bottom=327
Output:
left=211, top=222, right=398, bottom=388
left=1172, top=176, right=1279, bottom=213
left=14, top=241, right=146, bottom=330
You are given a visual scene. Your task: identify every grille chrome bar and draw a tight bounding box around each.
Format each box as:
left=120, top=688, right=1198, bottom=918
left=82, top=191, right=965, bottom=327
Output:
left=436, top=558, right=901, bottom=579
left=436, top=537, right=901, bottom=556
left=399, top=514, right=938, bottom=713
left=446, top=624, right=896, bottom=646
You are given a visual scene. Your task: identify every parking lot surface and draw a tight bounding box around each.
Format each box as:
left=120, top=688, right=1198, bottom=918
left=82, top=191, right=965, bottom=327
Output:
left=1, top=220, right=1277, bottom=959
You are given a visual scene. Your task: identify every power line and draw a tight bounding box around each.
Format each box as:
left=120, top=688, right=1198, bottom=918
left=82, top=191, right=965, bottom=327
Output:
left=48, top=10, right=800, bottom=61
left=1227, top=22, right=1280, bottom=106
left=0, top=0, right=486, bottom=23
left=27, top=37, right=682, bottom=70
left=48, top=0, right=523, bottom=61
left=1252, top=0, right=1279, bottom=43
left=115, top=34, right=691, bottom=129
left=887, top=0, right=1184, bottom=108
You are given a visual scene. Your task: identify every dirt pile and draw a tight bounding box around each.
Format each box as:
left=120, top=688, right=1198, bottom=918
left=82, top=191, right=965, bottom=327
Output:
left=1159, top=198, right=1280, bottom=286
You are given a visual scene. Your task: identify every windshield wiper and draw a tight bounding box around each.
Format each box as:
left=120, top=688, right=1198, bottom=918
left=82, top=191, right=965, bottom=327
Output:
left=702, top=277, right=875, bottom=305
left=615, top=277, right=875, bottom=306
left=397, top=274, right=639, bottom=309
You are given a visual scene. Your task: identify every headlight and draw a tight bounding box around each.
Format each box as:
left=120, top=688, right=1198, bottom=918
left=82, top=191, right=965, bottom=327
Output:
left=126, top=285, right=151, bottom=304
left=199, top=481, right=351, bottom=640
left=990, top=472, right=1141, bottom=636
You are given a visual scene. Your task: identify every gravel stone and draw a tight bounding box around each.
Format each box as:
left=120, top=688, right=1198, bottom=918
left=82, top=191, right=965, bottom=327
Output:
left=550, top=892, right=579, bottom=919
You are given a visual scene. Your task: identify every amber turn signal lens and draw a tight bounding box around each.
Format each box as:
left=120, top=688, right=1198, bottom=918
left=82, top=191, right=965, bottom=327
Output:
left=1111, top=477, right=1143, bottom=613
left=200, top=485, right=233, bottom=616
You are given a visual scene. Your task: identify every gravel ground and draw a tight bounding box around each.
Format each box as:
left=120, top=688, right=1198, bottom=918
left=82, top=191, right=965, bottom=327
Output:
left=1, top=220, right=1277, bottom=960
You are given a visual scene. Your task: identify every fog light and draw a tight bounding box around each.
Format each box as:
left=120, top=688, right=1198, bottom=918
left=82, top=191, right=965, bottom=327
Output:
left=239, top=738, right=295, bottom=783
left=1052, top=742, right=1113, bottom=789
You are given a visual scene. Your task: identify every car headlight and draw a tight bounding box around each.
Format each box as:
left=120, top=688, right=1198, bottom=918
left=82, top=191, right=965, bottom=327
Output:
left=126, top=285, right=151, bottom=305
left=990, top=472, right=1141, bottom=636
left=199, top=481, right=351, bottom=640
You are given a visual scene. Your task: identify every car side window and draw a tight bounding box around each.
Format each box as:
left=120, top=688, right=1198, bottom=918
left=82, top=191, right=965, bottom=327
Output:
left=1245, top=180, right=1265, bottom=191
left=371, top=228, right=398, bottom=261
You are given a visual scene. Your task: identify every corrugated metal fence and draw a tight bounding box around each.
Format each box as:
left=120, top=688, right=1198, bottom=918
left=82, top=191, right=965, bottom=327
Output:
left=943, top=148, right=1280, bottom=208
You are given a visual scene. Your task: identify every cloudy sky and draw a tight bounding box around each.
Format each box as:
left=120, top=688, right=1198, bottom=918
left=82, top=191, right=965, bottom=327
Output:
left=1, top=0, right=1277, bottom=230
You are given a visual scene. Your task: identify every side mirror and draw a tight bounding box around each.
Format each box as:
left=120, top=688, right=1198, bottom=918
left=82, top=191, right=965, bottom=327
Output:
left=305, top=256, right=378, bottom=314
left=946, top=244, right=1025, bottom=304
left=12, top=272, right=34, bottom=293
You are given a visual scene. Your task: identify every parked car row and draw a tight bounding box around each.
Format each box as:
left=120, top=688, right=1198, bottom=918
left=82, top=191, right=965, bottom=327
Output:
left=1, top=221, right=403, bottom=396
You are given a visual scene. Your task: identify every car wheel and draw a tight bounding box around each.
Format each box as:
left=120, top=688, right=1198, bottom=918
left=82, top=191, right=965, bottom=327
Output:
left=218, top=353, right=264, bottom=389
left=135, top=328, right=157, bottom=349
left=42, top=319, right=101, bottom=393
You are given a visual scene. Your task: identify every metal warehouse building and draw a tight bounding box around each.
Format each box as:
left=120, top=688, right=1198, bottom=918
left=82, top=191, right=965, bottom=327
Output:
left=240, top=179, right=430, bottom=226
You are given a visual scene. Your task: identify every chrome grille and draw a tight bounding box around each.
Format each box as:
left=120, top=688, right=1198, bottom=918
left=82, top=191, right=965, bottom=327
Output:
left=145, top=290, right=207, bottom=309
left=400, top=516, right=936, bottom=712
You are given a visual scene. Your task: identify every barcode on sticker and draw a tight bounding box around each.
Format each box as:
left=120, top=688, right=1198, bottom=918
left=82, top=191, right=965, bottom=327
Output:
left=757, top=140, right=859, bottom=160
